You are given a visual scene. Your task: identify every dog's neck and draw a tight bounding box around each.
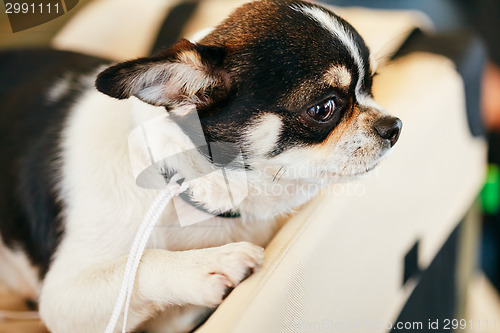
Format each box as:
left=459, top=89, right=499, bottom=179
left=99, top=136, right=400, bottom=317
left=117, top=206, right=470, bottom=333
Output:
left=129, top=98, right=324, bottom=223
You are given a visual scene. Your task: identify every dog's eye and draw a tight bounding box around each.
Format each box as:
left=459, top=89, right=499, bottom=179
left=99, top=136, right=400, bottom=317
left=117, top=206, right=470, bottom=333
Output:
left=306, top=99, right=335, bottom=122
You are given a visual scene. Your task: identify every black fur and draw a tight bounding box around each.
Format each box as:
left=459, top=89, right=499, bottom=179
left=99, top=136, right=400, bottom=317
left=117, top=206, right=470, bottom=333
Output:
left=94, top=1, right=374, bottom=159
left=0, top=49, right=110, bottom=278
left=0, top=0, right=372, bottom=279
left=198, top=1, right=374, bottom=155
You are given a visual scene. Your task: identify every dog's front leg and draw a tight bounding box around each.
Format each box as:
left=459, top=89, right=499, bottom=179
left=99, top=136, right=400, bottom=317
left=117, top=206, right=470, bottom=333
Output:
left=140, top=305, right=215, bottom=333
left=39, top=242, right=264, bottom=333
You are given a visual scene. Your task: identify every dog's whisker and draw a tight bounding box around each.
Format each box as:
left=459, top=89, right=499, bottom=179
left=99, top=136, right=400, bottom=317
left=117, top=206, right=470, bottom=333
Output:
left=272, top=165, right=284, bottom=182
left=276, top=166, right=286, bottom=184
left=373, top=29, right=416, bottom=66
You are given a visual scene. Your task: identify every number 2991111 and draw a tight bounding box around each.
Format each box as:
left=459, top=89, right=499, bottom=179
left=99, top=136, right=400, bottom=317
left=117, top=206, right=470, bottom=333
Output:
left=5, top=2, right=61, bottom=14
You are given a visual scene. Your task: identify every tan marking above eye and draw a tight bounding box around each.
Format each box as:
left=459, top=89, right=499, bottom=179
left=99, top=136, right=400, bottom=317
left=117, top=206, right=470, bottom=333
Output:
left=325, top=65, right=351, bottom=88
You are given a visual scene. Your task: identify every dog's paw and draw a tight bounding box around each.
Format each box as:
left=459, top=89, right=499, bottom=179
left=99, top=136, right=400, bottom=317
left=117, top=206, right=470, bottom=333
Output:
left=212, top=242, right=264, bottom=284
left=188, top=242, right=264, bottom=307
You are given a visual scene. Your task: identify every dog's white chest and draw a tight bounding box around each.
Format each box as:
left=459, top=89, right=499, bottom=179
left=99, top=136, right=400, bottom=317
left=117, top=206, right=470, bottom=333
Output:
left=148, top=198, right=278, bottom=251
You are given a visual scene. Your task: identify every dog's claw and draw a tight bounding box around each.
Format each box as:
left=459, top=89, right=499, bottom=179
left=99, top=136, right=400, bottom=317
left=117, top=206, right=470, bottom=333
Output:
left=186, top=242, right=264, bottom=307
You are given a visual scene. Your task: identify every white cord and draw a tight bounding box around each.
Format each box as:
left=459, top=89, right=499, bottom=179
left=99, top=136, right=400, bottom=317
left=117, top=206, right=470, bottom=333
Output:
left=105, top=174, right=188, bottom=333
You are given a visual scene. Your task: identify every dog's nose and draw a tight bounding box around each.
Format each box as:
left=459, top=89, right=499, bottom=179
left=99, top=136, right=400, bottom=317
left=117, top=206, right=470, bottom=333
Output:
left=373, top=116, right=402, bottom=147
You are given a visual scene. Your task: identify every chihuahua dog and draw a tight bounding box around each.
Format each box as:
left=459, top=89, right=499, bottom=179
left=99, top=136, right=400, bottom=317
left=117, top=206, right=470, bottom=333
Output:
left=0, top=0, right=401, bottom=332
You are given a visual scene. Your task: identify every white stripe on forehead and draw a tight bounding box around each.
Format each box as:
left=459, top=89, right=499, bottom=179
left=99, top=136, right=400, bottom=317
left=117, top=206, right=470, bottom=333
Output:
left=294, top=5, right=368, bottom=104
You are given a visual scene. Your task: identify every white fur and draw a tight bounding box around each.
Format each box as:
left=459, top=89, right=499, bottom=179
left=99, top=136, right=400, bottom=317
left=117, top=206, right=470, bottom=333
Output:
left=243, top=113, right=283, bottom=157
left=129, top=53, right=219, bottom=109
left=259, top=107, right=392, bottom=185
left=37, top=91, right=284, bottom=333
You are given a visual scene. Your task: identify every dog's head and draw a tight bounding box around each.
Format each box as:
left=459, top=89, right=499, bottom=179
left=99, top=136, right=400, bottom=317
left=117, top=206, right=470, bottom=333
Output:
left=96, top=0, right=401, bottom=214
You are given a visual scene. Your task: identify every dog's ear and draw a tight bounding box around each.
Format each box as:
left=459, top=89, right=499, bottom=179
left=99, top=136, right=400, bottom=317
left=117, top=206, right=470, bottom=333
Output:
left=95, top=39, right=229, bottom=110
